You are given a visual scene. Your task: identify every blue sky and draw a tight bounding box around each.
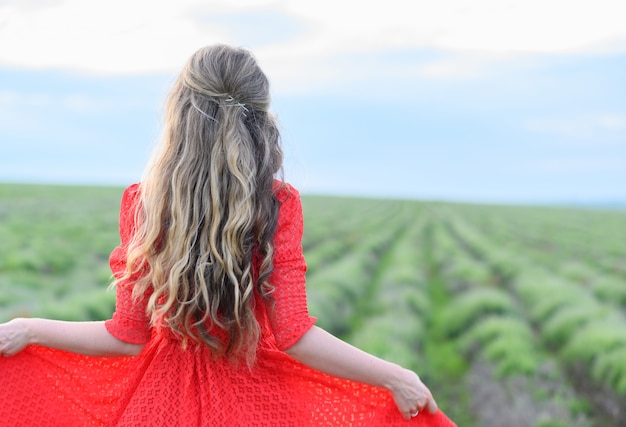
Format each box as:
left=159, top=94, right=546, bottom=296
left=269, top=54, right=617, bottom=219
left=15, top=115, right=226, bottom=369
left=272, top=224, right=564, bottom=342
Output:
left=1, top=1, right=625, bottom=203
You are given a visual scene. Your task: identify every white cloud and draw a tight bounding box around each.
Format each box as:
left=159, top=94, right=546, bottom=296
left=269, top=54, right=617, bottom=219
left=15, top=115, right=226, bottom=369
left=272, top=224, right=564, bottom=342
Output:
left=525, top=114, right=626, bottom=140
left=532, top=155, right=626, bottom=174
left=0, top=0, right=625, bottom=85
left=415, top=54, right=501, bottom=79
left=290, top=1, right=626, bottom=52
left=0, top=88, right=147, bottom=112
left=0, top=0, right=229, bottom=73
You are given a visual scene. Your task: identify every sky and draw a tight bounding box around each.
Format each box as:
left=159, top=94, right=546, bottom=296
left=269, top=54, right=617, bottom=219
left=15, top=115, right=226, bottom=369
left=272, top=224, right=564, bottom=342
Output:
left=0, top=0, right=625, bottom=204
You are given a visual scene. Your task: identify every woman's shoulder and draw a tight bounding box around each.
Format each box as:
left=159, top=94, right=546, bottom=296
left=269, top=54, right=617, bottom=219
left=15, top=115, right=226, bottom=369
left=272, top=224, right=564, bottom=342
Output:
left=120, top=183, right=141, bottom=209
left=272, top=180, right=300, bottom=204
left=126, top=182, right=141, bottom=192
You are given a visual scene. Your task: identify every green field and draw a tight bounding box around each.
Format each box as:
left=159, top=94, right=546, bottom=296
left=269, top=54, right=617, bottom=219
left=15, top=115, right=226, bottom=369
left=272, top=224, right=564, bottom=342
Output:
left=1, top=183, right=625, bottom=427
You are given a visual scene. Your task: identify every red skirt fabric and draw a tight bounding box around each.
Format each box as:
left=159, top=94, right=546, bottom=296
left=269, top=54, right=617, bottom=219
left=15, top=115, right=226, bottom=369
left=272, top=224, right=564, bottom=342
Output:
left=0, top=334, right=456, bottom=426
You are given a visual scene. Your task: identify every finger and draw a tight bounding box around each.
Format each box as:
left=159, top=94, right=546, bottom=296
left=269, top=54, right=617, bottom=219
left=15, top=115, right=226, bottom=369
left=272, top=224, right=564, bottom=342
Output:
left=427, top=397, right=438, bottom=414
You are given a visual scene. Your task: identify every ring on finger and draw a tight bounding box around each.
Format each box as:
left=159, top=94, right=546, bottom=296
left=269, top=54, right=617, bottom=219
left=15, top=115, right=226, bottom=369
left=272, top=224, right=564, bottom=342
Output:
left=410, top=410, right=419, bottom=417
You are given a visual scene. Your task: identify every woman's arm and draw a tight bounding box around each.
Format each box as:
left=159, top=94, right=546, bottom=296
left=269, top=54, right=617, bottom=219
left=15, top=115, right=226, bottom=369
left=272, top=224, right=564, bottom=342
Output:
left=284, top=325, right=438, bottom=420
left=0, top=318, right=144, bottom=357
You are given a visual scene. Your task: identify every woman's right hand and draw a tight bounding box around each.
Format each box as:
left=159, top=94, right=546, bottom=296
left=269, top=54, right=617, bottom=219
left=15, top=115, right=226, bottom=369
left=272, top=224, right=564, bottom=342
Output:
left=0, top=318, right=32, bottom=357
left=387, top=368, right=438, bottom=420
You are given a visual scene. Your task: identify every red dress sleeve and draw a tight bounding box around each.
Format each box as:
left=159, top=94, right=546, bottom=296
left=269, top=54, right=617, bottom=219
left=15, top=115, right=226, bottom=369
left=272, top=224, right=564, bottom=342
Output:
left=267, top=183, right=317, bottom=350
left=104, top=183, right=152, bottom=344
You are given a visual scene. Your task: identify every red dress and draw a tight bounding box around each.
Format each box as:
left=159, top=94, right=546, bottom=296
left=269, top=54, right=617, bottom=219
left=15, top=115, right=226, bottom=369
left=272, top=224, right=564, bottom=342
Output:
left=0, top=183, right=456, bottom=427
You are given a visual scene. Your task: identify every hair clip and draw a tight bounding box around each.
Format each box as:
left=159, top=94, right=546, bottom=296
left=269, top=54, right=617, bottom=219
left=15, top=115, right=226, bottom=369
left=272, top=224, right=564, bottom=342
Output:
left=190, top=99, right=218, bottom=123
left=225, top=95, right=249, bottom=117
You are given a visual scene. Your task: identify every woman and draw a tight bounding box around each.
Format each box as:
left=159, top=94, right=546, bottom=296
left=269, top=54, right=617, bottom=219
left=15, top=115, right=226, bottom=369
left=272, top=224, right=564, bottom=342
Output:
left=0, top=44, right=455, bottom=426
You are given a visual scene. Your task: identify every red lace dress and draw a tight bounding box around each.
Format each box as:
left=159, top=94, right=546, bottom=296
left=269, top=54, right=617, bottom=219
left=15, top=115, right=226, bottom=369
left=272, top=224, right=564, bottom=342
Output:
left=0, top=183, right=456, bottom=427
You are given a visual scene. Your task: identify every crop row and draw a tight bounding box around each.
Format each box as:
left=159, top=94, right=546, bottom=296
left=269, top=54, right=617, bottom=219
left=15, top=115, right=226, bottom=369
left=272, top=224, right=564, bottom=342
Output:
left=424, top=213, right=591, bottom=427
left=442, top=209, right=626, bottom=425
left=0, top=184, right=122, bottom=322
left=448, top=203, right=626, bottom=280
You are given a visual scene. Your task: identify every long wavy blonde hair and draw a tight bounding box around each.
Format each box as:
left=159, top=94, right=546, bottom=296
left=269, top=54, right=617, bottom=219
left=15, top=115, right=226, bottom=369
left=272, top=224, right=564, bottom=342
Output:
left=118, top=44, right=283, bottom=363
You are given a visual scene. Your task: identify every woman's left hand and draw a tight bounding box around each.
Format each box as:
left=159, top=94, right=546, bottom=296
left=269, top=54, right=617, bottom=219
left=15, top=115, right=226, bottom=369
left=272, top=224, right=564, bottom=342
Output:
left=0, top=318, right=32, bottom=357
